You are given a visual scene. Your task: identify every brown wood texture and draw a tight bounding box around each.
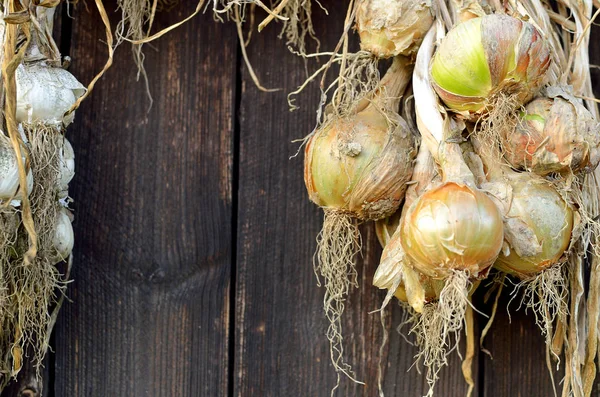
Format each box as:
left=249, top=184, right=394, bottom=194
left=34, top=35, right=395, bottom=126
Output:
left=51, top=3, right=237, bottom=397
left=2, top=3, right=599, bottom=397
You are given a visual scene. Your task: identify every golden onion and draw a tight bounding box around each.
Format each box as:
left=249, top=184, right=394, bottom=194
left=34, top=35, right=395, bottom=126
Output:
left=356, top=0, right=434, bottom=58
left=304, top=105, right=416, bottom=220
left=400, top=182, right=504, bottom=278
left=430, top=14, right=551, bottom=118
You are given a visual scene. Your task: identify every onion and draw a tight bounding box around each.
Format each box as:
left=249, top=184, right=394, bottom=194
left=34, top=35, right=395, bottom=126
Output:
left=53, top=208, right=74, bottom=261
left=356, top=0, right=434, bottom=58
left=400, top=182, right=503, bottom=279
left=16, top=64, right=86, bottom=126
left=430, top=14, right=551, bottom=119
left=502, top=88, right=600, bottom=175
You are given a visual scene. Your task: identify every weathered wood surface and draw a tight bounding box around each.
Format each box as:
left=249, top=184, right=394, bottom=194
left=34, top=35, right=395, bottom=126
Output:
left=2, top=2, right=600, bottom=396
left=53, top=3, right=236, bottom=397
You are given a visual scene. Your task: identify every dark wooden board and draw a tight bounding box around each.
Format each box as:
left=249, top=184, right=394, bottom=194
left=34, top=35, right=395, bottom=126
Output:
left=233, top=5, right=477, bottom=396
left=52, top=3, right=237, bottom=396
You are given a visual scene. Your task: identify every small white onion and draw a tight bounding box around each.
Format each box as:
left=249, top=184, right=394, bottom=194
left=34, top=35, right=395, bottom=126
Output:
left=16, top=64, right=86, bottom=126
left=53, top=209, right=74, bottom=261
left=57, top=137, right=75, bottom=194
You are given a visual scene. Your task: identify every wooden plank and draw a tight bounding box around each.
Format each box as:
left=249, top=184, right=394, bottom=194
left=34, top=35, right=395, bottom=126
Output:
left=234, top=5, right=478, bottom=396
left=52, top=3, right=237, bottom=396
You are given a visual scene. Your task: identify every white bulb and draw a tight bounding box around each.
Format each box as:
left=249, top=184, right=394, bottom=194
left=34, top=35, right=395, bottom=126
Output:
left=16, top=64, right=86, bottom=126
left=53, top=209, right=74, bottom=261
left=57, top=137, right=75, bottom=193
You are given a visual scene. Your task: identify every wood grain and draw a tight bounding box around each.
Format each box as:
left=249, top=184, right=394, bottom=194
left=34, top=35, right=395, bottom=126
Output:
left=52, top=3, right=236, bottom=396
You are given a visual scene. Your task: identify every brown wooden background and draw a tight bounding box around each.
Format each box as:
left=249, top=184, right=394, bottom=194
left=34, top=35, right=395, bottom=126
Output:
left=2, top=2, right=600, bottom=396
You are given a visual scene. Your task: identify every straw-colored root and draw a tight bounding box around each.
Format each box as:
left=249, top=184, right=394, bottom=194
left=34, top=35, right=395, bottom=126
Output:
left=4, top=124, right=67, bottom=379
left=476, top=93, right=520, bottom=162
left=515, top=265, right=568, bottom=352
left=411, top=270, right=471, bottom=397
left=462, top=305, right=475, bottom=397
left=315, top=209, right=362, bottom=387
left=278, top=0, right=321, bottom=55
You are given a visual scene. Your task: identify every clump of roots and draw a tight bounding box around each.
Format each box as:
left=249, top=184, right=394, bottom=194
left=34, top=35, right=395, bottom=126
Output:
left=3, top=123, right=67, bottom=379
left=411, top=270, right=471, bottom=397
left=474, top=92, right=521, bottom=163
left=315, top=209, right=362, bottom=387
left=513, top=264, right=569, bottom=352
left=277, top=0, right=322, bottom=55
left=115, top=0, right=158, bottom=103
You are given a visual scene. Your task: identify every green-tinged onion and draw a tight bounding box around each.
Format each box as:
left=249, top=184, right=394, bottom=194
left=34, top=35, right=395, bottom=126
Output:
left=430, top=14, right=551, bottom=119
left=502, top=88, right=600, bottom=175
left=356, top=0, right=434, bottom=58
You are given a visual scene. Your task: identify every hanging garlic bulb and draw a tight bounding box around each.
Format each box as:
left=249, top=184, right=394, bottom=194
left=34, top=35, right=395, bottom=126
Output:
left=16, top=64, right=86, bottom=126
left=430, top=14, right=551, bottom=119
left=57, top=137, right=75, bottom=197
left=53, top=208, right=74, bottom=261
left=502, top=87, right=600, bottom=175
left=355, top=0, right=434, bottom=58
left=0, top=135, right=33, bottom=203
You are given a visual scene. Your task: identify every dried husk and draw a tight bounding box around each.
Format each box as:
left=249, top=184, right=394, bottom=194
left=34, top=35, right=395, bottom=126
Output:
left=430, top=14, right=551, bottom=119
left=356, top=0, right=434, bottom=58
left=502, top=87, right=600, bottom=175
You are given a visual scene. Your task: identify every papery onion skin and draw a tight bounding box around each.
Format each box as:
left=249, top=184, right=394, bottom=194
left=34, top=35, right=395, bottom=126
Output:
left=502, top=95, right=600, bottom=175
left=57, top=137, right=75, bottom=194
left=494, top=179, right=573, bottom=278
left=400, top=182, right=504, bottom=278
left=430, top=15, right=551, bottom=118
left=304, top=106, right=416, bottom=220
left=356, top=0, right=434, bottom=58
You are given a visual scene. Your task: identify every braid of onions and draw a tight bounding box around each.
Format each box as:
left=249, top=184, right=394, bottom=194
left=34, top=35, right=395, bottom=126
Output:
left=372, top=24, right=505, bottom=396
left=304, top=55, right=417, bottom=386
left=0, top=2, right=82, bottom=386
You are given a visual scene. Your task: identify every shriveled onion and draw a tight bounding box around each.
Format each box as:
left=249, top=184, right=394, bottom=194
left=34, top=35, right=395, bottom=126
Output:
left=16, top=64, right=86, bottom=126
left=0, top=136, right=33, bottom=203
left=430, top=14, right=550, bottom=119
left=356, top=0, right=434, bottom=58
left=502, top=88, right=600, bottom=175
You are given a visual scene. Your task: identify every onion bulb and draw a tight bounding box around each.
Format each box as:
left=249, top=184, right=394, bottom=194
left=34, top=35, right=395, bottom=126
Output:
left=502, top=89, right=600, bottom=175
left=356, top=0, right=434, bottom=58
left=430, top=14, right=550, bottom=119
left=53, top=208, right=74, bottom=261
left=400, top=182, right=504, bottom=278
left=16, top=64, right=86, bottom=126
left=494, top=177, right=573, bottom=277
